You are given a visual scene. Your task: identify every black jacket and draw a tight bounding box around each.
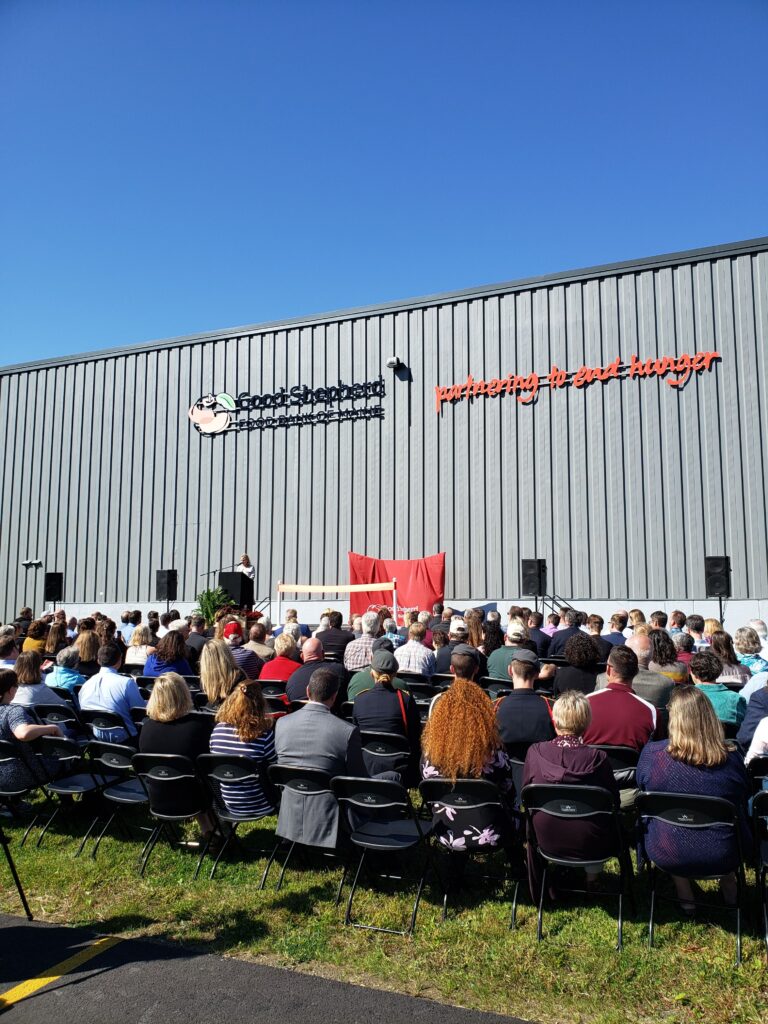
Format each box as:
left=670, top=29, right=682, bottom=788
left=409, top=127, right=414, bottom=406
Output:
left=737, top=687, right=768, bottom=752
left=548, top=626, right=584, bottom=657
left=318, top=628, right=356, bottom=662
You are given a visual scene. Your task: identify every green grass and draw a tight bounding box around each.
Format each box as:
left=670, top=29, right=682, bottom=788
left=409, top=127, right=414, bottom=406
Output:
left=1, top=803, right=767, bottom=1024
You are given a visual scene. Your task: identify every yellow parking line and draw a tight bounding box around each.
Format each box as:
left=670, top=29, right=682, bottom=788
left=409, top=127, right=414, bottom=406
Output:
left=0, top=934, right=121, bottom=1011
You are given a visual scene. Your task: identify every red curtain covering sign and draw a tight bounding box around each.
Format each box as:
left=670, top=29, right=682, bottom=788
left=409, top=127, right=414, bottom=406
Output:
left=348, top=552, right=445, bottom=624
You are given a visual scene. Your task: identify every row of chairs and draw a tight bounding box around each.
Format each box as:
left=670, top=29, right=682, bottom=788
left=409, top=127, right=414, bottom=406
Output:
left=2, top=731, right=767, bottom=959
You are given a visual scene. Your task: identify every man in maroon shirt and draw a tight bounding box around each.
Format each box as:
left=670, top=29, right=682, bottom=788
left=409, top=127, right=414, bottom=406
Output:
left=583, top=645, right=656, bottom=750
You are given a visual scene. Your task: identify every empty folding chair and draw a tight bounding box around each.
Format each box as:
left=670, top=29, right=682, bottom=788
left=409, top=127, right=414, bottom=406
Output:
left=28, top=736, right=104, bottom=855
left=87, top=741, right=150, bottom=858
left=332, top=776, right=441, bottom=936
left=636, top=791, right=747, bottom=964
left=522, top=783, right=633, bottom=950
left=132, top=753, right=218, bottom=878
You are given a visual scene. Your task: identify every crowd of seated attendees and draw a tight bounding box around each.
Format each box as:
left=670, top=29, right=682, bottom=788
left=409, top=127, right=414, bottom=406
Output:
left=2, top=598, right=768, bottom=918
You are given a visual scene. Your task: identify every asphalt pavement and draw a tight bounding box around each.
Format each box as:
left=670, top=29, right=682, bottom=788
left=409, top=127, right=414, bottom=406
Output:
left=0, top=913, right=526, bottom=1023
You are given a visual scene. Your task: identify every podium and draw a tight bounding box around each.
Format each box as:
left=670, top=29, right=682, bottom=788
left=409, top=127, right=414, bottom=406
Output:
left=218, top=572, right=254, bottom=608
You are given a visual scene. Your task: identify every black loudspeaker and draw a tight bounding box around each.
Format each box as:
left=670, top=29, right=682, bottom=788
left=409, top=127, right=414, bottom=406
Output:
left=219, top=572, right=254, bottom=608
left=44, top=572, right=63, bottom=602
left=704, top=556, right=731, bottom=598
left=521, top=559, right=547, bottom=596
left=156, top=569, right=178, bottom=602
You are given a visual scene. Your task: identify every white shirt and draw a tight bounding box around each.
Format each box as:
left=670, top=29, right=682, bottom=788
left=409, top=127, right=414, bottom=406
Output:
left=745, top=715, right=768, bottom=764
left=237, top=563, right=256, bottom=580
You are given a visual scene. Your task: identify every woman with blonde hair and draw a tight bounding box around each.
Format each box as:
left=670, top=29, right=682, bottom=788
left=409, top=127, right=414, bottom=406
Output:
left=703, top=617, right=722, bottom=639
left=124, top=624, right=154, bottom=670
left=199, top=640, right=243, bottom=711
left=209, top=680, right=277, bottom=816
left=139, top=672, right=216, bottom=836
left=74, top=629, right=100, bottom=677
left=629, top=609, right=646, bottom=630
left=421, top=677, right=513, bottom=849
left=636, top=685, right=750, bottom=911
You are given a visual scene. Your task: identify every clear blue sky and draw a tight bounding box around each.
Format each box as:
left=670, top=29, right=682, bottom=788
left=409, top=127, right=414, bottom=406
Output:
left=1, top=0, right=766, bottom=365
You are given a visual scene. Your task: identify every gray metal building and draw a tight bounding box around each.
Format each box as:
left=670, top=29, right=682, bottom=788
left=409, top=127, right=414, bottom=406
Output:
left=2, top=236, right=767, bottom=622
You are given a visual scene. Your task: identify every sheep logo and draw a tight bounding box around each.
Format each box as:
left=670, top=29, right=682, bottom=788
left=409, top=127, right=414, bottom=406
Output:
left=188, top=392, right=237, bottom=435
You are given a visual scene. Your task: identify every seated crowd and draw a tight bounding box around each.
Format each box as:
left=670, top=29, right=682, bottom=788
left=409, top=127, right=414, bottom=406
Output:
left=1, top=600, right=768, bottom=920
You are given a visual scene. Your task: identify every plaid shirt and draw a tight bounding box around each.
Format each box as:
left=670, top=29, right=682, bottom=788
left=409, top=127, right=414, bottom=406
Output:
left=394, top=640, right=436, bottom=677
left=343, top=634, right=376, bottom=671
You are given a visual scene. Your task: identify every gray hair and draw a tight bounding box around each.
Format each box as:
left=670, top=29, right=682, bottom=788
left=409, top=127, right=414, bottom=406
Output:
left=57, top=645, right=80, bottom=668
left=748, top=619, right=768, bottom=640
left=361, top=612, right=380, bottom=636
left=261, top=616, right=272, bottom=633
left=417, top=611, right=431, bottom=625
left=0, top=624, right=15, bottom=639
left=673, top=632, right=694, bottom=652
left=563, top=608, right=579, bottom=626
left=383, top=618, right=397, bottom=633
left=283, top=622, right=301, bottom=642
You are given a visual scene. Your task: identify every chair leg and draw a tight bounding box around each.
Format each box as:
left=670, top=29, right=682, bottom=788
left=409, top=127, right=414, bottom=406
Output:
left=20, top=812, right=42, bottom=847
left=209, top=824, right=237, bottom=881
left=648, top=864, right=656, bottom=949
left=509, top=880, right=520, bottom=930
left=536, top=862, right=547, bottom=942
left=735, top=867, right=744, bottom=967
left=90, top=811, right=117, bottom=859
left=335, top=861, right=348, bottom=906
left=138, top=825, right=162, bottom=876
left=406, top=855, right=429, bottom=936
left=344, top=849, right=367, bottom=926
left=35, top=804, right=61, bottom=848
left=75, top=815, right=102, bottom=858
left=259, top=837, right=283, bottom=890
left=193, top=834, right=212, bottom=880
left=616, top=891, right=623, bottom=952
left=275, top=841, right=297, bottom=892
left=1, top=830, right=33, bottom=921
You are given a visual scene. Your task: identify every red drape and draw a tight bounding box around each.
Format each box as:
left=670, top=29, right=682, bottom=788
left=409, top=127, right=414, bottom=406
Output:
left=348, top=552, right=446, bottom=624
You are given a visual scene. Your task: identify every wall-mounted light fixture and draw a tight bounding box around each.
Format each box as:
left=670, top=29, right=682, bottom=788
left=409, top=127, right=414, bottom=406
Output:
left=385, top=356, right=402, bottom=370
left=22, top=559, right=43, bottom=569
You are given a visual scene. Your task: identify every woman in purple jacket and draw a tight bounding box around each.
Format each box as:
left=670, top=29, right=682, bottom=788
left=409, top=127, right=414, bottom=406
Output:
left=523, top=690, right=620, bottom=896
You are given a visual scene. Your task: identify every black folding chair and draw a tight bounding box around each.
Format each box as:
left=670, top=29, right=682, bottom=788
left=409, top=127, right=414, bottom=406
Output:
left=402, top=681, right=439, bottom=702
left=49, top=686, right=77, bottom=704
left=636, top=791, right=747, bottom=964
left=79, top=709, right=136, bottom=745
left=28, top=737, right=105, bottom=855
left=748, top=756, right=768, bottom=792
left=0, top=739, right=49, bottom=825
left=87, top=742, right=149, bottom=858
left=183, top=676, right=201, bottom=687
left=419, top=777, right=524, bottom=926
left=260, top=681, right=287, bottom=698
left=261, top=765, right=337, bottom=891
left=32, top=703, right=84, bottom=739
left=522, top=783, right=633, bottom=950
left=332, top=776, right=441, bottom=936
left=359, top=732, right=411, bottom=777
left=338, top=701, right=354, bottom=721
left=753, top=789, right=768, bottom=959
left=132, top=753, right=217, bottom=878
left=588, top=745, right=640, bottom=788
left=0, top=821, right=32, bottom=919
left=197, top=753, right=278, bottom=879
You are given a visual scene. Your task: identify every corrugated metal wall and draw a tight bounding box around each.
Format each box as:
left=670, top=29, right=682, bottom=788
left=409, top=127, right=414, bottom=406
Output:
left=2, top=240, right=767, bottom=620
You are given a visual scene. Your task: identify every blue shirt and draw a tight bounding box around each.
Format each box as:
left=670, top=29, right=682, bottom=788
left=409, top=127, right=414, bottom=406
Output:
left=78, top=667, right=146, bottom=741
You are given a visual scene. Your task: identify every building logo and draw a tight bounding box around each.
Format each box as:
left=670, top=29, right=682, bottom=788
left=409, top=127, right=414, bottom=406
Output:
left=188, top=393, right=237, bottom=435
left=189, top=376, right=385, bottom=436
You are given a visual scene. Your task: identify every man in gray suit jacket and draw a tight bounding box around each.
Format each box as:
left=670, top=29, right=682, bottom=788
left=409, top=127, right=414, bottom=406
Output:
left=594, top=634, right=673, bottom=709
left=274, top=667, right=367, bottom=850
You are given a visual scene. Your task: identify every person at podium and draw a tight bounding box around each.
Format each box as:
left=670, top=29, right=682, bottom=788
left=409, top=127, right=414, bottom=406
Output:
left=237, top=553, right=256, bottom=580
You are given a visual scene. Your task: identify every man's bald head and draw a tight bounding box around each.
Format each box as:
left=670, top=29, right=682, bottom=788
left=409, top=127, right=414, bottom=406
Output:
left=301, top=638, right=324, bottom=663
left=626, top=633, right=651, bottom=667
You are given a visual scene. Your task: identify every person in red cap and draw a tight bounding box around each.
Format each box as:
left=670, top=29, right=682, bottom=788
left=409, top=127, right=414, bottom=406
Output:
left=222, top=621, right=264, bottom=680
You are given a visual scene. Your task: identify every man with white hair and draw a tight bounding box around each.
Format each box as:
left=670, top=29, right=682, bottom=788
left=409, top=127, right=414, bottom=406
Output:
left=343, top=611, right=380, bottom=671
left=416, top=611, right=434, bottom=647
left=382, top=617, right=404, bottom=649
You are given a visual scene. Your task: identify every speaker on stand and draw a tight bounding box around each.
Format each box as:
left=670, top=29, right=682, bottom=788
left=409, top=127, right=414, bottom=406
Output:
left=704, top=555, right=731, bottom=625
left=156, top=569, right=178, bottom=613
left=44, top=572, right=63, bottom=610
left=521, top=559, right=547, bottom=613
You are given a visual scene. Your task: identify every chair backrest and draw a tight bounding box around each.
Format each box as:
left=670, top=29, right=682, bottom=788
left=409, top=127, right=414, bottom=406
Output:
left=289, top=700, right=307, bottom=714
left=88, top=741, right=138, bottom=775
left=419, top=777, right=502, bottom=811
left=130, top=706, right=147, bottom=725
left=32, top=704, right=82, bottom=730
left=50, top=686, right=76, bottom=704
left=265, top=695, right=289, bottom=714
left=197, top=753, right=279, bottom=814
left=34, top=735, right=88, bottom=773
left=131, top=753, right=205, bottom=816
left=588, top=744, right=639, bottom=786
left=339, top=701, right=354, bottom=721
left=78, top=709, right=126, bottom=733
left=331, top=775, right=412, bottom=818
left=722, top=720, right=740, bottom=740
left=635, top=791, right=738, bottom=829
left=748, top=756, right=768, bottom=783
left=268, top=764, right=333, bottom=795
left=397, top=672, right=428, bottom=687
left=360, top=731, right=411, bottom=753
left=183, top=676, right=201, bottom=687
left=135, top=676, right=154, bottom=689
left=260, top=681, right=287, bottom=697
left=752, top=790, right=768, bottom=848
left=522, top=783, right=616, bottom=818
left=359, top=732, right=411, bottom=776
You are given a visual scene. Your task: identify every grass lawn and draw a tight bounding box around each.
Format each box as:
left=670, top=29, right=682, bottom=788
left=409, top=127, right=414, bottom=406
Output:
left=1, top=804, right=767, bottom=1024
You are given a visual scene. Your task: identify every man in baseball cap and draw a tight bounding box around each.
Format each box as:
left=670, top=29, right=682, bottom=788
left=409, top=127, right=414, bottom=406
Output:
left=495, top=648, right=553, bottom=792
left=434, top=618, right=487, bottom=677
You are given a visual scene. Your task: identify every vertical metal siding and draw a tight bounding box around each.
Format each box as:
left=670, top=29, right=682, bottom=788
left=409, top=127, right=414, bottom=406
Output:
left=2, top=245, right=768, bottom=620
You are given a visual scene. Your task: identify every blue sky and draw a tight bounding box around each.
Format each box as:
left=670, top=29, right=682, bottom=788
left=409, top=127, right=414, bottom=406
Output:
left=1, top=0, right=766, bottom=365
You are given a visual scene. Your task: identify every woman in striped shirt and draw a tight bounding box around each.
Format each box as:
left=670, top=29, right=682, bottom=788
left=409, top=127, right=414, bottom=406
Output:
left=209, top=681, right=277, bottom=818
